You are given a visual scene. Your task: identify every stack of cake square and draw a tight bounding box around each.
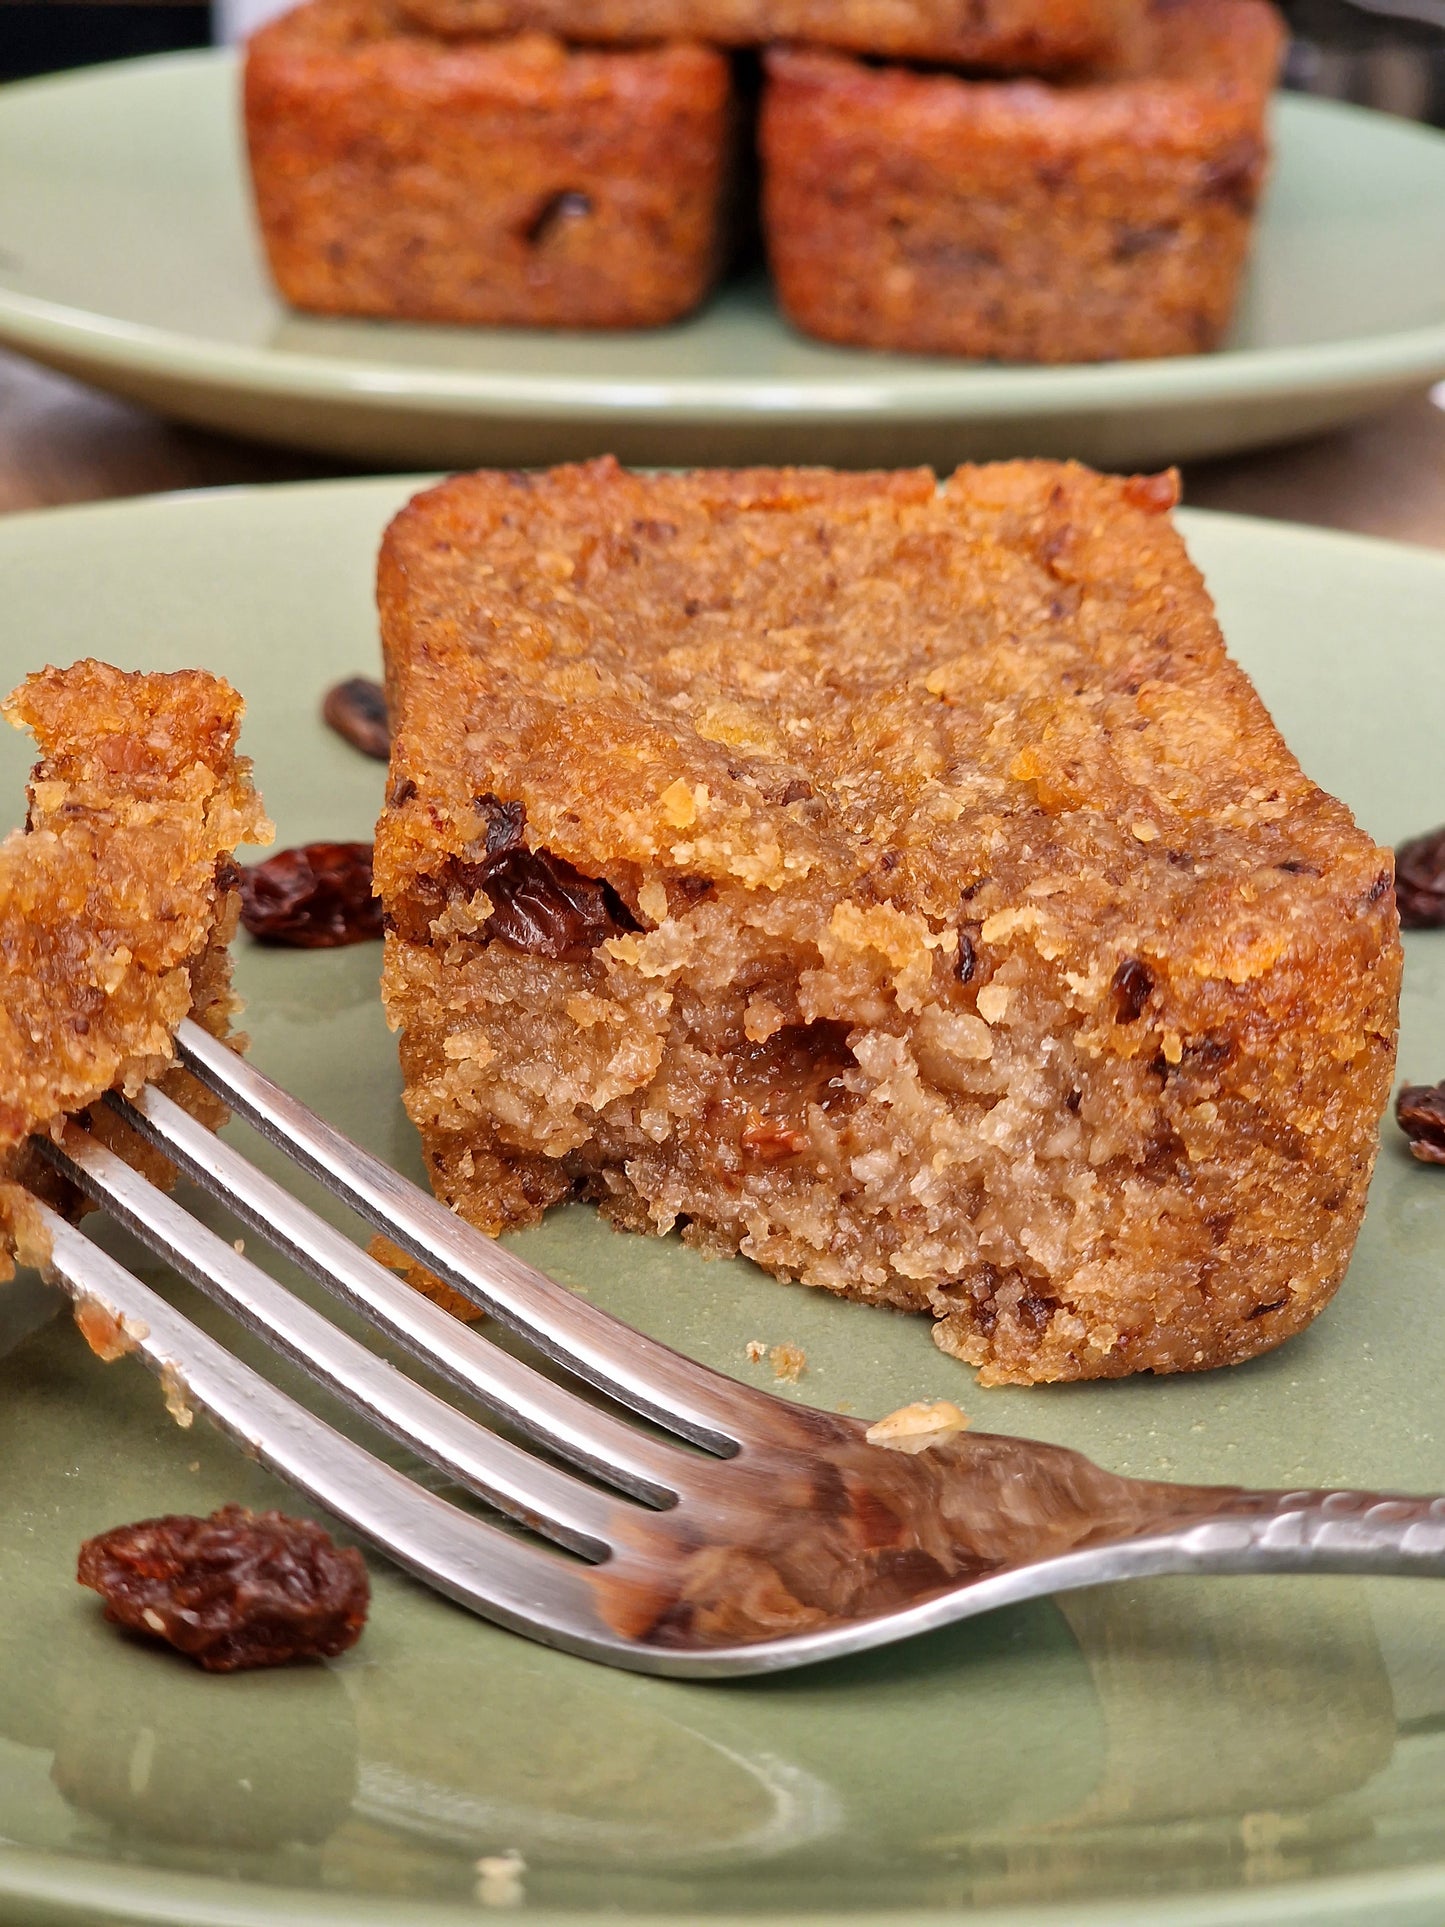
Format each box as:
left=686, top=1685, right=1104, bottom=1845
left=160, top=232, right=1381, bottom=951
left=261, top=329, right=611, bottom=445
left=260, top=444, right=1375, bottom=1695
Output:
left=245, top=0, right=1284, bottom=360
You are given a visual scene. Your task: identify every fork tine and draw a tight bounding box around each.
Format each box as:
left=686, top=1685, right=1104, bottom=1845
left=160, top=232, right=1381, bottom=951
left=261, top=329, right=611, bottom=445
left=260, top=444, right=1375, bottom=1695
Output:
left=28, top=1197, right=622, bottom=1657
left=40, top=1125, right=626, bottom=1558
left=111, top=1083, right=696, bottom=1503
left=175, top=1019, right=795, bottom=1448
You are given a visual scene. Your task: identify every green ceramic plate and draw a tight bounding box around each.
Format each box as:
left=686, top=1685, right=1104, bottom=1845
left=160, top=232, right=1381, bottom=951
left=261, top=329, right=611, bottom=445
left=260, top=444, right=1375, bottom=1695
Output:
left=3, top=479, right=1445, bottom=1927
left=1, top=53, right=1445, bottom=470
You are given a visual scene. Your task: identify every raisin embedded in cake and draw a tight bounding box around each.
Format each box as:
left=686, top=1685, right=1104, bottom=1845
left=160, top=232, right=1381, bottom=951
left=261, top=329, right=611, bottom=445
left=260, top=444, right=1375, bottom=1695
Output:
left=0, top=660, right=272, bottom=1266
left=761, top=0, right=1284, bottom=364
left=373, top=458, right=1400, bottom=1386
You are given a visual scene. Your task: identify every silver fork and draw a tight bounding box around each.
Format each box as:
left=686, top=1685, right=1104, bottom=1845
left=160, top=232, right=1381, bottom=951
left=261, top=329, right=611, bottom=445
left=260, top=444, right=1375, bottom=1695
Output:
left=22, top=1015, right=1445, bottom=1678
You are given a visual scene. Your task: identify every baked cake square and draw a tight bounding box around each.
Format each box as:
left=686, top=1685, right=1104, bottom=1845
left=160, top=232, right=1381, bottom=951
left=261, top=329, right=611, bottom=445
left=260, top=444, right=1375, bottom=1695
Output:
left=374, top=458, right=1399, bottom=1386
left=761, top=0, right=1284, bottom=364
left=244, top=0, right=735, bottom=330
left=392, top=0, right=1138, bottom=77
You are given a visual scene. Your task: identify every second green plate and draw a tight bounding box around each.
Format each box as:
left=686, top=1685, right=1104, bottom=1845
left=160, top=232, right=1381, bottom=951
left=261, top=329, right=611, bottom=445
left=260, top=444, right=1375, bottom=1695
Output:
left=0, top=55, right=1444, bottom=468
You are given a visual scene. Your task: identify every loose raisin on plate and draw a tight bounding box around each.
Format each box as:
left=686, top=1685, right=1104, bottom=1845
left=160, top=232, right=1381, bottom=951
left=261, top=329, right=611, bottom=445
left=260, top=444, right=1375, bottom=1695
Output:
left=321, top=678, right=390, bottom=761
left=77, top=1505, right=369, bottom=1672
left=1395, top=826, right=1445, bottom=928
left=1397, top=1081, right=1445, bottom=1165
left=240, top=842, right=382, bottom=947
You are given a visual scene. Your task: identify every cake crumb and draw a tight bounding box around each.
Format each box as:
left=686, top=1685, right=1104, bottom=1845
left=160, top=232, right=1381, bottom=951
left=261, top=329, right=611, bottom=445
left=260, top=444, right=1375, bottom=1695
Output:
left=370, top=1231, right=485, bottom=1323
left=865, top=1398, right=969, bottom=1454
left=73, top=1301, right=148, bottom=1364
left=769, top=1342, right=806, bottom=1383
left=160, top=1365, right=195, bottom=1431
left=744, top=1338, right=767, bottom=1363
left=474, top=1850, right=526, bottom=1908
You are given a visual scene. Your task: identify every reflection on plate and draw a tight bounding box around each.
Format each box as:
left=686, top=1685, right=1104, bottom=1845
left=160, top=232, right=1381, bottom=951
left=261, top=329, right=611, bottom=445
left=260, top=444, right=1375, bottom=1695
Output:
left=2, top=482, right=1445, bottom=1926
left=0, top=56, right=1444, bottom=468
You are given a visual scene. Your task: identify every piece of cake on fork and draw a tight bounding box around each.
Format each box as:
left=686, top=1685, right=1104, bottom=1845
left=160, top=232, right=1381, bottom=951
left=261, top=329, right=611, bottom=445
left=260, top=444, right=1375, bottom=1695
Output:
left=0, top=661, right=272, bottom=1268
left=373, top=458, right=1400, bottom=1386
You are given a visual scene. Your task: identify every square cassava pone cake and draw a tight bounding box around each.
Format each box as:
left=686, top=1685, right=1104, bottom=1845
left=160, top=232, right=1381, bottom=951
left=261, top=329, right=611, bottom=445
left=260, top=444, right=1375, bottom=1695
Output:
left=761, top=0, right=1284, bottom=364
left=244, top=0, right=734, bottom=330
left=374, top=458, right=1400, bottom=1387
left=392, top=0, right=1138, bottom=77
left=0, top=662, right=271, bottom=1269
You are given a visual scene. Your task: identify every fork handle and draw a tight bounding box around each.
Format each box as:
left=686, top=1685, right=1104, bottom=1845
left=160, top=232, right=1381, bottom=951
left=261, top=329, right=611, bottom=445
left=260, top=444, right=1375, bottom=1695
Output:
left=1161, top=1486, right=1445, bottom=1578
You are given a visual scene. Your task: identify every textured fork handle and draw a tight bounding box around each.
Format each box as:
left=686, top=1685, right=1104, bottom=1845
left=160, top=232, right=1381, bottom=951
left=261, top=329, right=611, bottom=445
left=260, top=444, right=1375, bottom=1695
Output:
left=1164, top=1487, right=1445, bottom=1578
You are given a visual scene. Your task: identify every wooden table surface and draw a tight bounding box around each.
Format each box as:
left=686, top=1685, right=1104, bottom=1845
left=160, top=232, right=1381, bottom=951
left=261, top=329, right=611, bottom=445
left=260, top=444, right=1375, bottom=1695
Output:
left=2, top=346, right=1443, bottom=547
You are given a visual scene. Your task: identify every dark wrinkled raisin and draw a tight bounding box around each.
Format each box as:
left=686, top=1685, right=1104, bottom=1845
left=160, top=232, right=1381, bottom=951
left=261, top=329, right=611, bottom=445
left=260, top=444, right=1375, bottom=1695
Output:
left=1368, top=870, right=1391, bottom=905
left=78, top=1505, right=369, bottom=1672
left=388, top=776, right=417, bottom=809
left=1276, top=859, right=1320, bottom=876
left=1039, top=524, right=1071, bottom=567
left=1188, top=1035, right=1234, bottom=1070
left=1199, top=139, right=1264, bottom=212
left=1111, top=955, right=1154, bottom=1023
left=477, top=792, right=527, bottom=860
left=523, top=189, right=592, bottom=246
left=1397, top=1081, right=1445, bottom=1165
left=1246, top=1295, right=1289, bottom=1319
left=482, top=847, right=638, bottom=960
left=1394, top=827, right=1445, bottom=927
left=730, top=1020, right=859, bottom=1121
left=1122, top=472, right=1178, bottom=515
left=409, top=798, right=639, bottom=959
left=1113, top=223, right=1174, bottom=261
left=1016, top=1291, right=1055, bottom=1333
left=321, top=678, right=389, bottom=761
left=455, top=795, right=638, bottom=958
left=778, top=778, right=814, bottom=806
left=240, top=843, right=382, bottom=947
left=956, top=931, right=976, bottom=984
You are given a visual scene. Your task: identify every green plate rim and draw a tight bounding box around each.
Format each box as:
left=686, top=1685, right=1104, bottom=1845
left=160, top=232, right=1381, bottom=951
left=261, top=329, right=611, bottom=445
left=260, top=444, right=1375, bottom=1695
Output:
left=0, top=56, right=1444, bottom=425
left=5, top=1818, right=1445, bottom=1924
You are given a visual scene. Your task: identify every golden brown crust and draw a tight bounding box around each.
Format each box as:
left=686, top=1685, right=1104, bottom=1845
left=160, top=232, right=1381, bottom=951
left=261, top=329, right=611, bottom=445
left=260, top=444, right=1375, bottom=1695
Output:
left=375, top=458, right=1399, bottom=1385
left=244, top=0, right=734, bottom=330
left=393, top=0, right=1137, bottom=75
left=0, top=661, right=272, bottom=1241
left=761, top=0, right=1285, bottom=364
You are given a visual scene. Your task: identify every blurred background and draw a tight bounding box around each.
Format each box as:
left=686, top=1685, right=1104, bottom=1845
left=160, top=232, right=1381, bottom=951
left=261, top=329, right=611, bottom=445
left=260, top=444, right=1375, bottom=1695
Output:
left=1, top=0, right=1443, bottom=121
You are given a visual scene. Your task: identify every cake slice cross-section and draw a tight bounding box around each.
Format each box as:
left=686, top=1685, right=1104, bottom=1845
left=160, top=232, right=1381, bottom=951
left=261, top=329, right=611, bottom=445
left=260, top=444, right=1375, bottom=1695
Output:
left=374, top=458, right=1400, bottom=1386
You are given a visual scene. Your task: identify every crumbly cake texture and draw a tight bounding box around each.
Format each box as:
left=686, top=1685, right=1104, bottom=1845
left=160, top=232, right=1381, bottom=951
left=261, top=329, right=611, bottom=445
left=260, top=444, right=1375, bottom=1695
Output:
left=244, top=0, right=734, bottom=330
left=374, top=458, right=1400, bottom=1387
left=761, top=0, right=1284, bottom=365
left=393, top=0, right=1136, bottom=76
left=0, top=661, right=272, bottom=1270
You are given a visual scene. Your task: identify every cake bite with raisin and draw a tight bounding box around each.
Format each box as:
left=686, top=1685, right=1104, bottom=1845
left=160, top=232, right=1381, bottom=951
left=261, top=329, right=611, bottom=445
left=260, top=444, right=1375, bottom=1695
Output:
left=374, top=458, right=1399, bottom=1386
